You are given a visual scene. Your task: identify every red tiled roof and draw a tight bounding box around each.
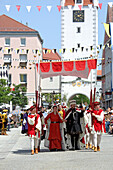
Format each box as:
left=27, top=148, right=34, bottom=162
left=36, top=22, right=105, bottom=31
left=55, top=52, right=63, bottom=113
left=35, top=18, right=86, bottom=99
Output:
left=43, top=48, right=61, bottom=60
left=65, top=0, right=93, bottom=6
left=0, top=14, right=37, bottom=32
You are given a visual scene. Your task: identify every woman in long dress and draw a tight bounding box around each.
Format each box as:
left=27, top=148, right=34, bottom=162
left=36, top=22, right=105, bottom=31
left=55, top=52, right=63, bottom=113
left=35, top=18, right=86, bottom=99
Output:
left=45, top=105, right=66, bottom=151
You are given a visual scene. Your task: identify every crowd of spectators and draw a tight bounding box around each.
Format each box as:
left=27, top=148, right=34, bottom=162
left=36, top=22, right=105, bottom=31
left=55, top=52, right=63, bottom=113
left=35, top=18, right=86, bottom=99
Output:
left=104, top=107, right=113, bottom=134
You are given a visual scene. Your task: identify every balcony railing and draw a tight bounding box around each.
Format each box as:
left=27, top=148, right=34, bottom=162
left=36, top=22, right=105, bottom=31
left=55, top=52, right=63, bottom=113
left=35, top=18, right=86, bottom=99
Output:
left=4, top=57, right=11, bottom=63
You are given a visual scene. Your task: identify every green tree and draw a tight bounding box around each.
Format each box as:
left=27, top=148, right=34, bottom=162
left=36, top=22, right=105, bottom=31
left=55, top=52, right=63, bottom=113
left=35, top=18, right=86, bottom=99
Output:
left=73, top=94, right=90, bottom=105
left=0, top=79, right=12, bottom=104
left=42, top=93, right=61, bottom=104
left=11, top=84, right=28, bottom=109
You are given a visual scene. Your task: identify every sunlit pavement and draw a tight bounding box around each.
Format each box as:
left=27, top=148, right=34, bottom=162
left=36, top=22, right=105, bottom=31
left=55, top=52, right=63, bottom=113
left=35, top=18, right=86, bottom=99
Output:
left=0, top=127, right=113, bottom=170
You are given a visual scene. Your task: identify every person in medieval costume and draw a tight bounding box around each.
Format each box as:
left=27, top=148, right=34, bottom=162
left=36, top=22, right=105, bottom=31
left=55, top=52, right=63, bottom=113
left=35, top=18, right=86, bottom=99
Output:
left=0, top=111, right=2, bottom=134
left=22, top=108, right=30, bottom=134
left=28, top=105, right=41, bottom=155
left=90, top=102, right=105, bottom=152
left=84, top=105, right=93, bottom=149
left=65, top=100, right=84, bottom=150
left=1, top=109, right=8, bottom=135
left=58, top=103, right=66, bottom=150
left=37, top=106, right=45, bottom=152
left=45, top=105, right=66, bottom=151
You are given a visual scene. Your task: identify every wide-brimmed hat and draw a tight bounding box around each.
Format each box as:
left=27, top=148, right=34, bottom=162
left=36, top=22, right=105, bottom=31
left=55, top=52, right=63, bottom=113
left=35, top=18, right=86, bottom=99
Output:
left=69, top=100, right=76, bottom=105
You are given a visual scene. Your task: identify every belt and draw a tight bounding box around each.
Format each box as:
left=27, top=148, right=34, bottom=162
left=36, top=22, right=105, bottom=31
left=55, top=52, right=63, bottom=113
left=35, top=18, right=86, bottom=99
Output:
left=51, top=121, right=59, bottom=123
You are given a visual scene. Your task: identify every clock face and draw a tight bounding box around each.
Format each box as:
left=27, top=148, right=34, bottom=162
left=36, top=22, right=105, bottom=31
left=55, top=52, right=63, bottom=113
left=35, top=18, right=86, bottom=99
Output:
left=73, top=10, right=84, bottom=22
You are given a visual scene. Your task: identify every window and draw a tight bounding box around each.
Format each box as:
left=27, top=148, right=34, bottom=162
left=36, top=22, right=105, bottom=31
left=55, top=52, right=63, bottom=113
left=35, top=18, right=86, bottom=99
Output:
left=20, top=74, right=27, bottom=83
left=4, top=54, right=11, bottom=63
left=77, top=27, right=81, bottom=33
left=50, top=77, right=53, bottom=82
left=21, top=38, right=26, bottom=46
left=20, top=54, right=27, bottom=62
left=77, top=44, right=80, bottom=48
left=76, top=0, right=82, bottom=3
left=5, top=38, right=10, bottom=46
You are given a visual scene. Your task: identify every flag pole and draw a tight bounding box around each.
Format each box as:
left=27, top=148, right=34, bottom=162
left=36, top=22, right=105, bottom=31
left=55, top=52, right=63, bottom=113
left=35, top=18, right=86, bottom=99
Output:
left=36, top=53, right=40, bottom=114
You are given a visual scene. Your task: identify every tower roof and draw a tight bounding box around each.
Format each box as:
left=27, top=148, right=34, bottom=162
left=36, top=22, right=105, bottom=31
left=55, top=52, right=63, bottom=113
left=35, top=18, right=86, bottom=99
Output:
left=64, top=0, right=93, bottom=6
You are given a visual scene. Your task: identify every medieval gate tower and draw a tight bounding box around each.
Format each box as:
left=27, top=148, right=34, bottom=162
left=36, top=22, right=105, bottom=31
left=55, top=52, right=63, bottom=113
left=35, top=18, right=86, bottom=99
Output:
left=60, top=0, right=99, bottom=102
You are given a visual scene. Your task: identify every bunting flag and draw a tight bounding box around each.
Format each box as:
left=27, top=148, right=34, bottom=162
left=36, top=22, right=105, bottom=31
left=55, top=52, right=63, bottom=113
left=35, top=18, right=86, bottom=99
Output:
left=57, top=5, right=61, bottom=12
left=16, top=5, right=21, bottom=12
left=1, top=3, right=104, bottom=13
left=47, top=6, right=52, bottom=12
left=26, top=6, right=31, bottom=12
left=103, top=23, right=111, bottom=38
left=67, top=5, right=72, bottom=10
left=37, top=6, right=41, bottom=12
left=5, top=5, right=10, bottom=12
left=78, top=5, right=82, bottom=10
left=36, top=59, right=97, bottom=79
left=108, top=2, right=113, bottom=7
left=98, top=3, right=102, bottom=10
left=88, top=4, right=92, bottom=10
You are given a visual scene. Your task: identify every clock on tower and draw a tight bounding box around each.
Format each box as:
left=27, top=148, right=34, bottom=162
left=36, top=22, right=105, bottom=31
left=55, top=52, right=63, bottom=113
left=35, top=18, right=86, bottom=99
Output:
left=73, top=10, right=84, bottom=22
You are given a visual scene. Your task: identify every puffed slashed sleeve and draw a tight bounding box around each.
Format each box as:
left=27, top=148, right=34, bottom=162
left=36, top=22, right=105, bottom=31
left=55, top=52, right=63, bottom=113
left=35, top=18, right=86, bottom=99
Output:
left=58, top=114, right=63, bottom=123
left=45, top=113, right=51, bottom=124
left=95, top=111, right=104, bottom=122
left=36, top=116, right=41, bottom=131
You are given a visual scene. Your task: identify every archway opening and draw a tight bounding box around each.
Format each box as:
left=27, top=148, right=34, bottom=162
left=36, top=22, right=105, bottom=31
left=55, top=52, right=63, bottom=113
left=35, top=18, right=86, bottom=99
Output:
left=68, top=93, right=90, bottom=108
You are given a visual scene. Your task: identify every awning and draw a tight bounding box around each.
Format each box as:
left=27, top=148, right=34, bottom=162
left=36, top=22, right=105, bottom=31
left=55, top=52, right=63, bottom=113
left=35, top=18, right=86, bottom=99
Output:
left=36, top=59, right=97, bottom=79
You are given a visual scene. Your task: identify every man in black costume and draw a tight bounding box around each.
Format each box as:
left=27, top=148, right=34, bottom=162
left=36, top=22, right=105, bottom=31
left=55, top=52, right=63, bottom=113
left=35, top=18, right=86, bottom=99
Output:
left=65, top=100, right=84, bottom=150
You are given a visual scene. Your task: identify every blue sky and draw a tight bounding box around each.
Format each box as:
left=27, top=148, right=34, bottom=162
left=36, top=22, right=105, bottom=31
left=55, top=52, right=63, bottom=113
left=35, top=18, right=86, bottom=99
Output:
left=0, top=0, right=113, bottom=55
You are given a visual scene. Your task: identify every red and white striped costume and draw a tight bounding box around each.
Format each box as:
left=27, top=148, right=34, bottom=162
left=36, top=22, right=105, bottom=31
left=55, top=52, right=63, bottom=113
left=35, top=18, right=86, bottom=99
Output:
left=28, top=114, right=41, bottom=150
left=91, top=109, right=104, bottom=149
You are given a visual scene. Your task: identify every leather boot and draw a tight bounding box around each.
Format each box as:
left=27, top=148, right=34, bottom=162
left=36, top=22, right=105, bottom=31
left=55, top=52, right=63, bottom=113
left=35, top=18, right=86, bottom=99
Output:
left=31, top=150, right=34, bottom=155
left=94, top=147, right=97, bottom=152
left=85, top=144, right=88, bottom=149
left=35, top=148, right=38, bottom=154
left=89, top=144, right=92, bottom=149
left=97, top=146, right=100, bottom=151
left=92, top=145, right=94, bottom=150
left=1, top=130, right=4, bottom=135
left=4, top=130, right=8, bottom=135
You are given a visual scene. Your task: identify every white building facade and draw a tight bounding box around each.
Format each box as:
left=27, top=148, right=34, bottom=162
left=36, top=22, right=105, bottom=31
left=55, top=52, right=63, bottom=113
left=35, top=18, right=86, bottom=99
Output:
left=61, top=0, right=99, bottom=102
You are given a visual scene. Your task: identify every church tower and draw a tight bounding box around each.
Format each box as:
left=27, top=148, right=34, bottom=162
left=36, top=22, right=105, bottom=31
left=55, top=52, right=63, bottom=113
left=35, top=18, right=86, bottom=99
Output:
left=60, top=0, right=99, bottom=102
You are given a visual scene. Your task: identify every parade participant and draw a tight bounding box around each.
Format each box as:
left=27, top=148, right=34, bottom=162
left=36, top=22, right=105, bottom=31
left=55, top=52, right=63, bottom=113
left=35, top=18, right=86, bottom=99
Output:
left=58, top=103, right=66, bottom=150
left=20, top=111, right=24, bottom=126
left=37, top=106, right=45, bottom=152
left=0, top=110, right=2, bottom=134
left=65, top=100, right=84, bottom=150
left=91, top=102, right=104, bottom=152
left=84, top=105, right=92, bottom=149
left=22, top=108, right=30, bottom=134
left=1, top=109, right=8, bottom=135
left=45, top=105, right=66, bottom=151
left=28, top=105, right=41, bottom=155
left=41, top=107, right=48, bottom=140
